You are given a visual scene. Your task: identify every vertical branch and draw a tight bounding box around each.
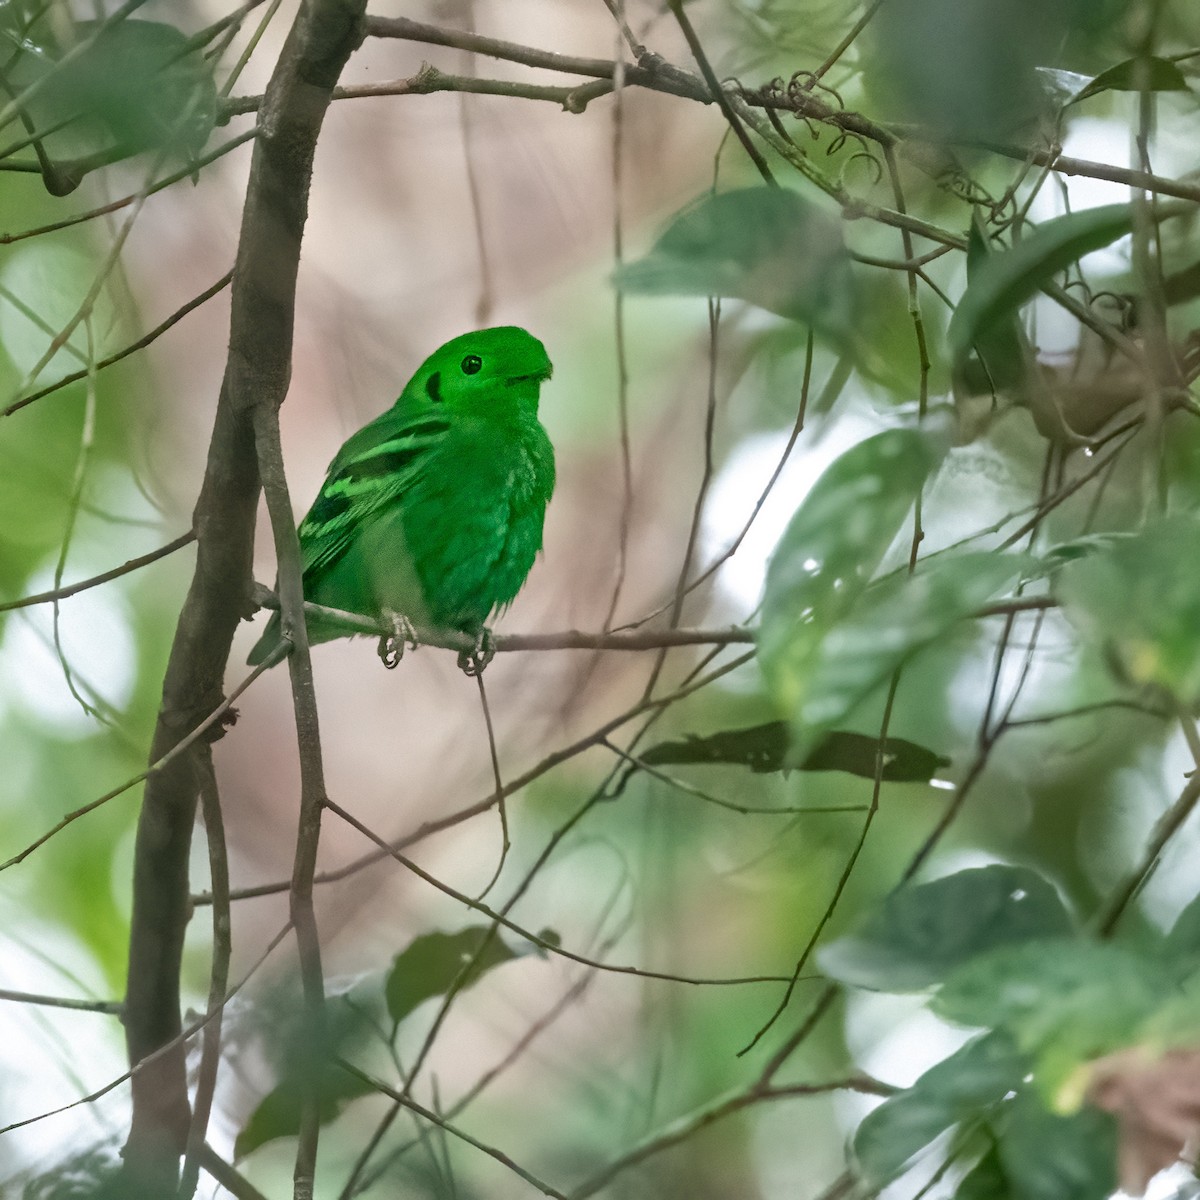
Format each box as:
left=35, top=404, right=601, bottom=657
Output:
left=457, top=0, right=495, bottom=326
left=602, top=5, right=633, bottom=631
left=120, top=0, right=366, bottom=1190
left=180, top=746, right=231, bottom=1200
left=253, top=400, right=330, bottom=1200
left=642, top=298, right=720, bottom=699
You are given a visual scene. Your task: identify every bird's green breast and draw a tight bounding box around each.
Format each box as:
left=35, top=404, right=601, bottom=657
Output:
left=386, top=410, right=554, bottom=632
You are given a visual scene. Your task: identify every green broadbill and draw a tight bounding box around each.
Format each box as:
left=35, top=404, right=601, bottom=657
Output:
left=248, top=326, right=555, bottom=668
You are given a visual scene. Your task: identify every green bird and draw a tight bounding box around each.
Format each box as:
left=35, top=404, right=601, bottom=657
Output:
left=248, top=326, right=555, bottom=671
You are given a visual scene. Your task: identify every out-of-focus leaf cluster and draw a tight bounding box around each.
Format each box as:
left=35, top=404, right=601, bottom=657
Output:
left=0, top=7, right=216, bottom=193
left=823, top=865, right=1200, bottom=1199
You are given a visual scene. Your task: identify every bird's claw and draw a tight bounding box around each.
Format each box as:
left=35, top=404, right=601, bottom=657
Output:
left=458, top=628, right=494, bottom=676
left=378, top=611, right=418, bottom=670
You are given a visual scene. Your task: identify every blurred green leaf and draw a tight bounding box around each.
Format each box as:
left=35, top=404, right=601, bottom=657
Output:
left=855, top=1032, right=1026, bottom=1184
left=1165, top=893, right=1200, bottom=965
left=1136, top=966, right=1200, bottom=1045
left=234, top=993, right=377, bottom=1159
left=28, top=19, right=216, bottom=169
left=235, top=1064, right=372, bottom=1160
left=997, top=1092, right=1116, bottom=1200
left=640, top=722, right=949, bottom=782
left=933, top=940, right=1168, bottom=1067
left=789, top=551, right=1025, bottom=756
left=617, top=187, right=856, bottom=339
left=947, top=205, right=1135, bottom=367
left=1058, top=515, right=1200, bottom=703
left=385, top=925, right=538, bottom=1026
left=758, top=427, right=943, bottom=722
left=233, top=925, right=561, bottom=1156
left=819, top=865, right=1073, bottom=992
left=1073, top=57, right=1191, bottom=103
left=955, top=216, right=1030, bottom=399
left=954, top=1145, right=1011, bottom=1200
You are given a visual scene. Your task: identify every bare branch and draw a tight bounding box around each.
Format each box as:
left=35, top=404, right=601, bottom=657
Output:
left=0, top=532, right=195, bottom=613
left=569, top=1074, right=894, bottom=1199
left=4, top=271, right=233, bottom=418
left=338, top=1059, right=571, bottom=1199
left=0, top=987, right=121, bottom=1015
left=324, top=795, right=792, bottom=988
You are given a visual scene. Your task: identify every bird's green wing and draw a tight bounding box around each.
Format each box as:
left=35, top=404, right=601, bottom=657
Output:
left=298, top=410, right=450, bottom=580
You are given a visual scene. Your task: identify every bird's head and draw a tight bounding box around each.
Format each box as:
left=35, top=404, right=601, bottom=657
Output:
left=412, top=326, right=552, bottom=416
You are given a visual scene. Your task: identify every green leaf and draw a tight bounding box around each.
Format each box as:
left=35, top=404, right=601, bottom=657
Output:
left=234, top=993, right=377, bottom=1159
left=1165, top=893, right=1200, bottom=966
left=854, top=1033, right=1026, bottom=1184
left=997, top=1092, right=1116, bottom=1200
left=818, top=865, right=1073, bottom=992
left=385, top=925, right=534, bottom=1026
left=1058, top=515, right=1200, bottom=703
left=790, top=551, right=1026, bottom=758
left=235, top=925, right=553, bottom=1159
left=36, top=20, right=216, bottom=164
left=947, top=205, right=1135, bottom=367
left=639, top=722, right=949, bottom=782
left=616, top=187, right=856, bottom=338
left=933, top=940, right=1169, bottom=1070
left=954, top=216, right=1030, bottom=398
left=1074, top=56, right=1191, bottom=103
left=758, top=427, right=943, bottom=723
left=954, top=1145, right=1012, bottom=1200
left=235, top=1064, right=372, bottom=1160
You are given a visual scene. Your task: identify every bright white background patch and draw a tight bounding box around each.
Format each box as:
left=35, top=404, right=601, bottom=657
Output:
left=0, top=565, right=137, bottom=737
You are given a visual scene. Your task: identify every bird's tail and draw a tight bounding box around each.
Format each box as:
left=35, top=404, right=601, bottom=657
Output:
left=247, top=612, right=283, bottom=667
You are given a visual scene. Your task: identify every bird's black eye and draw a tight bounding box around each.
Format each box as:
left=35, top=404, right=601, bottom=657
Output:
left=461, top=354, right=483, bottom=375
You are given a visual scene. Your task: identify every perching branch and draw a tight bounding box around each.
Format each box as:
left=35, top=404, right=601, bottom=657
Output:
left=250, top=587, right=1054, bottom=656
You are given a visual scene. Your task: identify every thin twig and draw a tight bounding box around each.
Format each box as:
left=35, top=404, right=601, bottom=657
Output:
left=738, top=672, right=903, bottom=1055
left=4, top=272, right=233, bottom=418
left=642, top=298, right=722, bottom=699
left=338, top=1060, right=571, bottom=1199
left=198, top=651, right=759, bottom=907
left=0, top=131, right=256, bottom=247
left=0, top=988, right=121, bottom=1015
left=323, top=795, right=790, bottom=988
left=1, top=921, right=292, bottom=1137
left=473, top=669, right=509, bottom=898
left=1094, top=769, right=1200, bottom=936
left=810, top=0, right=887, bottom=81
left=254, top=387, right=332, bottom=1200
left=568, top=1075, right=892, bottom=1198
left=0, top=647, right=286, bottom=872
left=197, top=1145, right=273, bottom=1200
left=0, top=532, right=195, bottom=612
left=667, top=0, right=775, bottom=184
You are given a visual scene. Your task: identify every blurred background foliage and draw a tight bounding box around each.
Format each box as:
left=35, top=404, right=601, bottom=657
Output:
left=1, top=0, right=1200, bottom=1197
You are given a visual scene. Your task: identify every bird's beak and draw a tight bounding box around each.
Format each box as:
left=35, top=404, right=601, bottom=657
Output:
left=507, top=364, right=553, bottom=385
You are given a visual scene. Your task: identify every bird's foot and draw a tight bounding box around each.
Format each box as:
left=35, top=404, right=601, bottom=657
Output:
left=458, top=627, right=494, bottom=676
left=378, top=611, right=419, bottom=670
